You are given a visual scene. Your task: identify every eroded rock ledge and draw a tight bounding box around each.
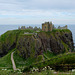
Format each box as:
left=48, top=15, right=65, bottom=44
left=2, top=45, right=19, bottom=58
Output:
left=16, top=29, right=74, bottom=59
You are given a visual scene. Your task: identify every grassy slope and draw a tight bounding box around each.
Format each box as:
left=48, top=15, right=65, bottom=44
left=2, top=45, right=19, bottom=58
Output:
left=13, top=51, right=75, bottom=75
left=31, top=52, right=75, bottom=69
left=13, top=52, right=37, bottom=69
left=0, top=52, right=12, bottom=69
left=13, top=50, right=75, bottom=71
left=30, top=70, right=73, bottom=75
left=0, top=49, right=75, bottom=70
left=43, top=51, right=55, bottom=60
left=0, top=29, right=35, bottom=42
left=0, top=29, right=41, bottom=69
left=13, top=51, right=53, bottom=69
left=0, top=49, right=15, bottom=69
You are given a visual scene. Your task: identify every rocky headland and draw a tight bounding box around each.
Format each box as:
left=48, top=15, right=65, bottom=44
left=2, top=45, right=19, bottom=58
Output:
left=0, top=29, right=74, bottom=59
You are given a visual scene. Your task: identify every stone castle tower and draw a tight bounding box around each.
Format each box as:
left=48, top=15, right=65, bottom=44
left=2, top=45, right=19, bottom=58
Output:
left=42, top=22, right=53, bottom=31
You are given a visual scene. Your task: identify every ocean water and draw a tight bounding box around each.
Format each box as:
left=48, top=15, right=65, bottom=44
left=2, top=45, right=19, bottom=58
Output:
left=0, top=25, right=75, bottom=44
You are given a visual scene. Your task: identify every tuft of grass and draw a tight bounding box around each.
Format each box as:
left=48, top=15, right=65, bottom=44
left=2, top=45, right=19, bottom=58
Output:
left=43, top=50, right=55, bottom=60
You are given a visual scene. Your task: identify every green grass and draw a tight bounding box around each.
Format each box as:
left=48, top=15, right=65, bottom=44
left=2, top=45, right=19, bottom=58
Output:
left=0, top=29, right=36, bottom=57
left=13, top=51, right=46, bottom=69
left=0, top=68, right=75, bottom=75
left=0, top=49, right=15, bottom=69
left=29, top=69, right=75, bottom=75
left=52, top=29, right=71, bottom=33
left=13, top=52, right=37, bottom=69
left=0, top=29, right=35, bottom=42
left=0, top=69, right=23, bottom=75
left=43, top=51, right=55, bottom=60
left=39, top=29, right=71, bottom=33
left=22, top=52, right=75, bottom=72
left=13, top=50, right=75, bottom=72
left=0, top=52, right=12, bottom=69
left=0, top=49, right=75, bottom=75
left=61, top=40, right=69, bottom=52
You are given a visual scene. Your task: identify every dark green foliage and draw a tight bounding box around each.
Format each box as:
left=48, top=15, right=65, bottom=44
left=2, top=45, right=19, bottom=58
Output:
left=44, top=50, right=55, bottom=59
left=36, top=55, right=43, bottom=62
left=22, top=66, right=30, bottom=72
left=23, top=52, right=75, bottom=72
left=13, top=51, right=37, bottom=68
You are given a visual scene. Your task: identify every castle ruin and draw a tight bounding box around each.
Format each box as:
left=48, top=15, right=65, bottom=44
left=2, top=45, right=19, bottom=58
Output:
left=42, top=22, right=53, bottom=31
left=58, top=25, right=68, bottom=30
left=42, top=21, right=68, bottom=32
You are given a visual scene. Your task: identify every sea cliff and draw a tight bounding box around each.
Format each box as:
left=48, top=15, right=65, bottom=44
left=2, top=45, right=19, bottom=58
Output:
left=0, top=29, right=74, bottom=58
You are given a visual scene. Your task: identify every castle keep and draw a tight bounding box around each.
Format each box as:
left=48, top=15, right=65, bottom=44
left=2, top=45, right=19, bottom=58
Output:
left=42, top=22, right=53, bottom=31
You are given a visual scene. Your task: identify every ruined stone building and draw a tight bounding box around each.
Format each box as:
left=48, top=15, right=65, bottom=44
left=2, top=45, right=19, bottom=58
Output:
left=42, top=22, right=53, bottom=31
left=18, top=26, right=26, bottom=30
left=58, top=25, right=68, bottom=30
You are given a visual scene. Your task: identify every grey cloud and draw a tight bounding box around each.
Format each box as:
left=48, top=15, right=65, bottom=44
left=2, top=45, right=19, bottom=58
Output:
left=0, top=0, right=75, bottom=24
left=0, top=0, right=75, bottom=11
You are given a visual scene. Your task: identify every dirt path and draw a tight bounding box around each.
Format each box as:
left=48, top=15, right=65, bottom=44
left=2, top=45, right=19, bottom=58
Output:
left=11, top=52, right=17, bottom=70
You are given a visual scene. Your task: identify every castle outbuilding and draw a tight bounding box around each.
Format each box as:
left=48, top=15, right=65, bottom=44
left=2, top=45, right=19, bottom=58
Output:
left=58, top=25, right=68, bottom=30
left=42, top=22, right=53, bottom=31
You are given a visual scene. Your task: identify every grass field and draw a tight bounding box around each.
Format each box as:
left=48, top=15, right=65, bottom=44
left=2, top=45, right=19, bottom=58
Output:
left=0, top=49, right=75, bottom=75
left=13, top=51, right=37, bottom=69
left=0, top=49, right=16, bottom=69
left=0, top=51, right=12, bottom=69
left=30, top=70, right=75, bottom=75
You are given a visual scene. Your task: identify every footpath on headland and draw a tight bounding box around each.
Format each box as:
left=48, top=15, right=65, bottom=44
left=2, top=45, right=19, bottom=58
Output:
left=11, top=52, right=17, bottom=70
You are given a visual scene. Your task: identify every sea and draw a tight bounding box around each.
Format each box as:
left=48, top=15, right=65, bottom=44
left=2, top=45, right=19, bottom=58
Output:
left=0, top=24, right=75, bottom=45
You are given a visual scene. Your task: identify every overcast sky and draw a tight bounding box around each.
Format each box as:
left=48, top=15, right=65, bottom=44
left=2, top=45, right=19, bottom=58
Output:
left=0, top=0, right=75, bottom=25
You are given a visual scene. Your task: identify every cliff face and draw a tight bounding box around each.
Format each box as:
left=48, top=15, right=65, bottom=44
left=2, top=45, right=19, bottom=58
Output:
left=0, top=30, right=19, bottom=56
left=16, top=35, right=42, bottom=59
left=0, top=29, right=74, bottom=58
left=37, top=30, right=74, bottom=54
left=16, top=29, right=74, bottom=59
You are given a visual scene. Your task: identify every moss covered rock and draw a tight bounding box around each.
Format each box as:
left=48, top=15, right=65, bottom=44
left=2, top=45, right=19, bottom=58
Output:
left=0, top=29, right=74, bottom=58
left=16, top=29, right=74, bottom=58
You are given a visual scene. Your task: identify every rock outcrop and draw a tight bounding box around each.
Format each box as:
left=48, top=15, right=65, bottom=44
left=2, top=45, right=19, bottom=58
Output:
left=0, top=29, right=74, bottom=58
left=16, top=29, right=74, bottom=59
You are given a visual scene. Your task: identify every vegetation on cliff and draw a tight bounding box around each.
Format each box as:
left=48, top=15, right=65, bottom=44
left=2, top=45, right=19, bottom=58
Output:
left=0, top=29, right=35, bottom=56
left=0, top=29, right=73, bottom=58
left=0, top=29, right=74, bottom=74
left=0, top=49, right=75, bottom=74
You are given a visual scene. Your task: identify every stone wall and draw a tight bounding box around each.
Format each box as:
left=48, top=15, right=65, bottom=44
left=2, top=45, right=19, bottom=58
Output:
left=58, top=25, right=67, bottom=30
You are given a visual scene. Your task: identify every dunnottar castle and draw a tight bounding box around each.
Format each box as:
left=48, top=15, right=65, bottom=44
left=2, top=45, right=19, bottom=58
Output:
left=18, top=21, right=68, bottom=32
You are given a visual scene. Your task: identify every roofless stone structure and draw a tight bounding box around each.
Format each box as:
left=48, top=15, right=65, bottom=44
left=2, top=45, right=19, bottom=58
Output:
left=42, top=22, right=53, bottom=31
